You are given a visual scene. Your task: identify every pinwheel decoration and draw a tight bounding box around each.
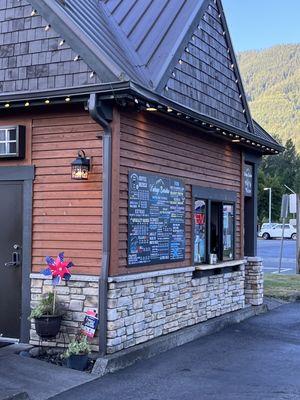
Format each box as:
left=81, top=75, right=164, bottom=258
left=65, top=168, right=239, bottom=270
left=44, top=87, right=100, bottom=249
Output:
left=41, top=252, right=74, bottom=286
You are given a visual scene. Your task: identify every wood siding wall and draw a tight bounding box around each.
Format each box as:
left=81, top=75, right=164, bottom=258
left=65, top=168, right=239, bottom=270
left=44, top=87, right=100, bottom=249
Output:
left=110, top=109, right=243, bottom=276
left=0, top=106, right=103, bottom=275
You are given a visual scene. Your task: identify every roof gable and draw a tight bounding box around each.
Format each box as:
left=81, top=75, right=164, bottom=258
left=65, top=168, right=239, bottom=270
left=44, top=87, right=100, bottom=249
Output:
left=158, top=0, right=254, bottom=133
left=0, top=0, right=281, bottom=151
left=102, top=0, right=201, bottom=87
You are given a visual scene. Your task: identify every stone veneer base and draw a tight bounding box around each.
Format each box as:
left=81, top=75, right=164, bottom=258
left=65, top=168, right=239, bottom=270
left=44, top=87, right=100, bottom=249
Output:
left=29, top=274, right=99, bottom=351
left=29, top=258, right=263, bottom=355
left=106, top=263, right=246, bottom=353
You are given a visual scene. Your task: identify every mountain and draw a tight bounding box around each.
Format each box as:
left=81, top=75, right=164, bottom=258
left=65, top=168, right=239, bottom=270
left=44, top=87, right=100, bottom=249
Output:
left=237, top=44, right=300, bottom=151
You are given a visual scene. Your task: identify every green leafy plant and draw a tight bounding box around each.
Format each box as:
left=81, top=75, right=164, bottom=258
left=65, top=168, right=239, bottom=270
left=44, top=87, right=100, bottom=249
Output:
left=28, top=292, right=61, bottom=319
left=63, top=334, right=91, bottom=358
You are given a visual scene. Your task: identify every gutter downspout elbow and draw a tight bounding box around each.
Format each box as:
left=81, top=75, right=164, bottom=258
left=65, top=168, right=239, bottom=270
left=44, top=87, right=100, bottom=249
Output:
left=88, top=93, right=112, bottom=356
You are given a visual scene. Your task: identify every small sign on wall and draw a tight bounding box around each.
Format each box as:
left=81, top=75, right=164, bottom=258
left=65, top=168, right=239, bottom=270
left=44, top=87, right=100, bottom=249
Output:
left=128, top=171, right=185, bottom=267
left=81, top=310, right=99, bottom=338
left=244, top=164, right=253, bottom=197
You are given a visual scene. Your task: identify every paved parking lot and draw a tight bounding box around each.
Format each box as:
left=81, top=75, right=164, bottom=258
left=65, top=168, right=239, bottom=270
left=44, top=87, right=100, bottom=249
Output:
left=51, top=302, right=300, bottom=400
left=258, top=239, right=296, bottom=274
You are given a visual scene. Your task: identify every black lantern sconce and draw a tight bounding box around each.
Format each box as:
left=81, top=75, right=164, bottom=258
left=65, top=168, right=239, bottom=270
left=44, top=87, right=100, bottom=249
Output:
left=71, top=150, right=91, bottom=180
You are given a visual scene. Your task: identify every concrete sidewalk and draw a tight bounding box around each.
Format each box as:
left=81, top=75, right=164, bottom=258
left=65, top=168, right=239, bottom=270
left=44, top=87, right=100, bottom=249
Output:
left=0, top=344, right=96, bottom=400
left=50, top=302, right=300, bottom=400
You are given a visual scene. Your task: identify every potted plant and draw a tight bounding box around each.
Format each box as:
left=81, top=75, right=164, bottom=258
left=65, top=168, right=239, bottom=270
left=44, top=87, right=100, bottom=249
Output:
left=63, top=334, right=91, bottom=371
left=29, top=292, right=63, bottom=339
left=29, top=252, right=74, bottom=339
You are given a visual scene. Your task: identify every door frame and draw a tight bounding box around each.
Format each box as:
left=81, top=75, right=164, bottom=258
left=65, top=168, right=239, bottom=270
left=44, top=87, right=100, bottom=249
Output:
left=0, top=166, right=34, bottom=342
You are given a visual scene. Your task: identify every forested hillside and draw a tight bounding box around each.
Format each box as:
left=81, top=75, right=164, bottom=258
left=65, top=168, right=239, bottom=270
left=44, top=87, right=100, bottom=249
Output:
left=237, top=44, right=300, bottom=151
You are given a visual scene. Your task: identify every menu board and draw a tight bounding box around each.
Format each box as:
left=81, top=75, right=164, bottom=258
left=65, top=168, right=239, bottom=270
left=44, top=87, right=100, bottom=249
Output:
left=128, top=171, right=185, bottom=266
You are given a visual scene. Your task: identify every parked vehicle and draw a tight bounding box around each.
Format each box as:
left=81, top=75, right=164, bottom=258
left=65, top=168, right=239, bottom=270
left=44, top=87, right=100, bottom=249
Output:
left=258, top=223, right=297, bottom=240
left=260, top=223, right=276, bottom=231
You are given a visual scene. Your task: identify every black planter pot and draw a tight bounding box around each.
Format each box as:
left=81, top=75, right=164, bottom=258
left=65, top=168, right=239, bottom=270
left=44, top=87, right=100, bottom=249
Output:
left=66, top=354, right=89, bottom=371
left=34, top=315, right=62, bottom=339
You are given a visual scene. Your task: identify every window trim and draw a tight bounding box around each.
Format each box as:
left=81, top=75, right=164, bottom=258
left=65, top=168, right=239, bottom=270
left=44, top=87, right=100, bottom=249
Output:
left=192, top=187, right=237, bottom=265
left=0, top=125, right=26, bottom=160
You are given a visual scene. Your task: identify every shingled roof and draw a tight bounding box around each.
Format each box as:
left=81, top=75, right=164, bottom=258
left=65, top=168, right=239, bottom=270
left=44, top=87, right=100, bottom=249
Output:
left=0, top=0, right=283, bottom=153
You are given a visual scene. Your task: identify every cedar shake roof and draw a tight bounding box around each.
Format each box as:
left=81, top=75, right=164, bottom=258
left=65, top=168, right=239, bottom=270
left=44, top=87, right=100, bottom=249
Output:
left=0, top=0, right=283, bottom=152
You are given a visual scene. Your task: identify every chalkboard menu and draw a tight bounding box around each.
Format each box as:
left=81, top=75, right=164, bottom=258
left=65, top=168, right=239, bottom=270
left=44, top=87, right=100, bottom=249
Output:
left=128, top=171, right=185, bottom=266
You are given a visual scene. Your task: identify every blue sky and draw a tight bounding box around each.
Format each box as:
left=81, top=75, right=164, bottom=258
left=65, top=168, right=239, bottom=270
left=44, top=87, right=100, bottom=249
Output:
left=222, top=0, right=300, bottom=52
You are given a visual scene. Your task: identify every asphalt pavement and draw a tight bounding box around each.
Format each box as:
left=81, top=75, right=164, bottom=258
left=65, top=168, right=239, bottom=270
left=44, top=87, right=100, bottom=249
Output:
left=258, top=238, right=296, bottom=274
left=0, top=344, right=96, bottom=400
left=50, top=302, right=300, bottom=400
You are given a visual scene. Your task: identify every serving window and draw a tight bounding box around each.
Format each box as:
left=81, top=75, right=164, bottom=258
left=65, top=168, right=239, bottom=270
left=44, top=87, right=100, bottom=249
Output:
left=193, top=187, right=236, bottom=265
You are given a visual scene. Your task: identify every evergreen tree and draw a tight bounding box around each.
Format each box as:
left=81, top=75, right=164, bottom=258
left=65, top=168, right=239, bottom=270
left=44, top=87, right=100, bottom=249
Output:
left=258, top=138, right=300, bottom=223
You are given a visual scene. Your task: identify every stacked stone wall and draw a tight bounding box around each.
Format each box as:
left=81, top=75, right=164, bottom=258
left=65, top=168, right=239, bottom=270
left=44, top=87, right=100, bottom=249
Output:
left=244, top=257, right=264, bottom=306
left=106, top=265, right=245, bottom=353
left=29, top=274, right=99, bottom=351
left=29, top=259, right=265, bottom=354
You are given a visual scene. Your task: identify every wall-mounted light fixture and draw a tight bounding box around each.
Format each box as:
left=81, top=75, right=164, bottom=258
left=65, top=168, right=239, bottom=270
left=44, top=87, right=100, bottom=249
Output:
left=71, top=150, right=91, bottom=180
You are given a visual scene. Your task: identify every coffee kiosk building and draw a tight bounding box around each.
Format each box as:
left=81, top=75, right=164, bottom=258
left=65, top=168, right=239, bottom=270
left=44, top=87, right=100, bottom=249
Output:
left=0, top=0, right=282, bottom=353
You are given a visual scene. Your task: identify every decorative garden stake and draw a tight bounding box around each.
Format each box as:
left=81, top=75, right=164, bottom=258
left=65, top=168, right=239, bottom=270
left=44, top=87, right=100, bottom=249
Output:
left=41, top=252, right=74, bottom=314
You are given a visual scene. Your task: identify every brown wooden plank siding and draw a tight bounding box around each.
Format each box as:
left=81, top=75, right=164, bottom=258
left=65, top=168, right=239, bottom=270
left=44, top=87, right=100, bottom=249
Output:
left=31, top=109, right=103, bottom=275
left=110, top=109, right=243, bottom=276
left=0, top=106, right=103, bottom=276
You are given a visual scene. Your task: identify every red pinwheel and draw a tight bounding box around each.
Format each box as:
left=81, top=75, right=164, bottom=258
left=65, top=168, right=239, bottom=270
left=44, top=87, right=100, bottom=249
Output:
left=42, top=252, right=74, bottom=286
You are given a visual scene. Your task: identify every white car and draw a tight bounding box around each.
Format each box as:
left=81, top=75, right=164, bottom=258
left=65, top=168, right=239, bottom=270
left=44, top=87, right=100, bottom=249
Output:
left=258, top=223, right=297, bottom=240
left=260, top=223, right=276, bottom=230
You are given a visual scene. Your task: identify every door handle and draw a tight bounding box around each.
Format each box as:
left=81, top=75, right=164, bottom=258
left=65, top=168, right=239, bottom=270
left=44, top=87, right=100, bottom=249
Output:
left=4, top=245, right=21, bottom=267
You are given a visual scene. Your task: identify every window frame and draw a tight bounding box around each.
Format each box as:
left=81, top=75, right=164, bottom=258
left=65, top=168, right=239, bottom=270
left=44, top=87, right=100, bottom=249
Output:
left=0, top=125, right=25, bottom=159
left=192, top=186, right=237, bottom=265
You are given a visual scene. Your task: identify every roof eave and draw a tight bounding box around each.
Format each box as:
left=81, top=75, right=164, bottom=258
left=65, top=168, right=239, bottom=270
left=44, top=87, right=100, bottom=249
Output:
left=0, top=80, right=283, bottom=154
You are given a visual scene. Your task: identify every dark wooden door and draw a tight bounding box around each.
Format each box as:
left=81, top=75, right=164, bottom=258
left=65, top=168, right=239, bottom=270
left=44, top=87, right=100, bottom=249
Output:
left=0, top=182, right=23, bottom=339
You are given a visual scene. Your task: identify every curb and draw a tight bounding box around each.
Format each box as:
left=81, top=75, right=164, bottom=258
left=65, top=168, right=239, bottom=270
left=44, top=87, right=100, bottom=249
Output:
left=92, top=304, right=267, bottom=376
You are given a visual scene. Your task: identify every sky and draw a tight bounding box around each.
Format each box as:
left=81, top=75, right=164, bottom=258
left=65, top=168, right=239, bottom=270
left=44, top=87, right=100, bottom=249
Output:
left=222, top=0, right=300, bottom=52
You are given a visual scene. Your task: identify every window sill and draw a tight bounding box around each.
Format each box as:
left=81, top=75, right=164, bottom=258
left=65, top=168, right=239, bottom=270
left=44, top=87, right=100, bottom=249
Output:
left=195, top=259, right=245, bottom=271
